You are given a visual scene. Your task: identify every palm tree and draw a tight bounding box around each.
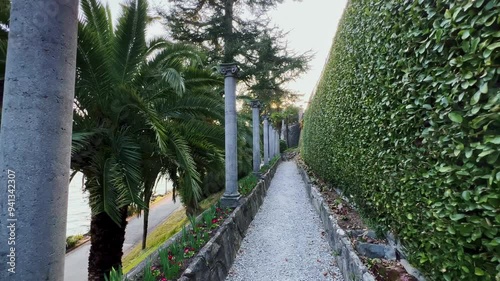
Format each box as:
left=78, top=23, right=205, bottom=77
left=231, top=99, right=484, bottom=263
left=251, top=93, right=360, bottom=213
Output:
left=137, top=64, right=225, bottom=249
left=71, top=0, right=219, bottom=279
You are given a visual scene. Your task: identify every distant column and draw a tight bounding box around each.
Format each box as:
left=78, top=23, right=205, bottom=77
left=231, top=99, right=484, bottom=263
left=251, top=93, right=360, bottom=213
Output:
left=0, top=1, right=79, bottom=280
left=276, top=130, right=280, bottom=155
left=269, top=125, right=276, bottom=159
left=281, top=119, right=286, bottom=140
left=220, top=63, right=240, bottom=208
left=251, top=100, right=261, bottom=175
left=263, top=115, right=269, bottom=165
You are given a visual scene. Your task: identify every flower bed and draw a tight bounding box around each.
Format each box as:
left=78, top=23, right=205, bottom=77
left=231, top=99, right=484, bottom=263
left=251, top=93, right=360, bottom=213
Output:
left=144, top=205, right=233, bottom=281
left=118, top=156, right=282, bottom=281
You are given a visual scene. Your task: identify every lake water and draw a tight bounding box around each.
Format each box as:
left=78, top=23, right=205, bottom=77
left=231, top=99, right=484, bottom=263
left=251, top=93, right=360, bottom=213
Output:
left=66, top=172, right=173, bottom=237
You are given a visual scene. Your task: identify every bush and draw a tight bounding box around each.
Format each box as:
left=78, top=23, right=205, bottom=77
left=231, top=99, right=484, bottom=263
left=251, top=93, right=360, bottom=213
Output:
left=301, top=1, right=499, bottom=280
left=238, top=174, right=259, bottom=196
left=279, top=140, right=287, bottom=153
left=66, top=234, right=84, bottom=250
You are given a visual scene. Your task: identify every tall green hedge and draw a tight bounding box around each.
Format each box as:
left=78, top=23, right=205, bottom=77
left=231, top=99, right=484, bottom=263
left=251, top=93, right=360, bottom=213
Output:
left=301, top=1, right=499, bottom=280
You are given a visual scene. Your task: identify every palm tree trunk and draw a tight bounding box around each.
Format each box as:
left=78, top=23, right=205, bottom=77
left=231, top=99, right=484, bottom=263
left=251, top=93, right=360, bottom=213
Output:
left=141, top=185, right=152, bottom=250
left=0, top=1, right=78, bottom=280
left=142, top=207, right=149, bottom=250
left=88, top=206, right=128, bottom=281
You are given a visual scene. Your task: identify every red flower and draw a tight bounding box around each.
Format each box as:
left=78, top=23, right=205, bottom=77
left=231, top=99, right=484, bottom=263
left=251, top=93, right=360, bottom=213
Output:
left=212, top=218, right=218, bottom=223
left=184, top=248, right=190, bottom=254
left=168, top=254, right=173, bottom=260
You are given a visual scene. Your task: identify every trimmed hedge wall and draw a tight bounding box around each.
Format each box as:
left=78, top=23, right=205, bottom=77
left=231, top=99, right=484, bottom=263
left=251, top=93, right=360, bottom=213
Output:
left=301, top=1, right=499, bottom=280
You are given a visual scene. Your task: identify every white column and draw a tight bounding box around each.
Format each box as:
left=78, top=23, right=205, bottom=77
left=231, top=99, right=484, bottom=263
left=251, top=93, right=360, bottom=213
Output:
left=0, top=1, right=79, bottom=280
left=251, top=100, right=261, bottom=175
left=263, top=116, right=269, bottom=165
left=220, top=63, right=240, bottom=207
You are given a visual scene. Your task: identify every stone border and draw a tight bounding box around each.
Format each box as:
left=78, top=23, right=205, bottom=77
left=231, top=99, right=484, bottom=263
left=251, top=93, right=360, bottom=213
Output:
left=297, top=162, right=426, bottom=281
left=126, top=158, right=282, bottom=281
left=296, top=163, right=376, bottom=281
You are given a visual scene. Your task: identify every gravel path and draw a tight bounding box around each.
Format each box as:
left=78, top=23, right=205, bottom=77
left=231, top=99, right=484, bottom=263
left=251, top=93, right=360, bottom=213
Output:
left=226, top=161, right=343, bottom=281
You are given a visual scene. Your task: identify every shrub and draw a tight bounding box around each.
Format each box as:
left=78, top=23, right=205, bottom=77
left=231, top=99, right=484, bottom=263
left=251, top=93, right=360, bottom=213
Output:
left=301, top=1, right=499, bottom=280
left=238, top=174, right=259, bottom=196
left=66, top=234, right=84, bottom=250
left=280, top=139, right=288, bottom=153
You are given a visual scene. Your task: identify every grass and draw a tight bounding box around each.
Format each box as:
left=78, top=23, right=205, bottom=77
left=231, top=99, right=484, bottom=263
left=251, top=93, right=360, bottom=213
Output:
left=121, top=191, right=223, bottom=273
left=66, top=234, right=84, bottom=250
left=238, top=174, right=259, bottom=196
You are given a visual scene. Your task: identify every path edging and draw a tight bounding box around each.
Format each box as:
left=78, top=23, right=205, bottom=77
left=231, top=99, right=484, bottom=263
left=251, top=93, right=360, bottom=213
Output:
left=296, top=162, right=376, bottom=281
left=126, top=158, right=282, bottom=281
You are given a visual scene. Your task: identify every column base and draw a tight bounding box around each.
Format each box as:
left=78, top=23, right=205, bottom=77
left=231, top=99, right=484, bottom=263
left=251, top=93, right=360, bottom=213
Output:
left=220, top=194, right=242, bottom=208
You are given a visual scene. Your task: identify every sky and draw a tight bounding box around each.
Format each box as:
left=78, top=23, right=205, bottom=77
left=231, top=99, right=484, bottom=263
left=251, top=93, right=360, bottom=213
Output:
left=106, top=0, right=348, bottom=107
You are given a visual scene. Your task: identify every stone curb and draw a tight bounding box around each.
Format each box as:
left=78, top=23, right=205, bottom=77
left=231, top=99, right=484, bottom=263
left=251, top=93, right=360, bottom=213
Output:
left=126, top=158, right=282, bottom=281
left=296, top=162, right=426, bottom=281
left=296, top=164, right=375, bottom=281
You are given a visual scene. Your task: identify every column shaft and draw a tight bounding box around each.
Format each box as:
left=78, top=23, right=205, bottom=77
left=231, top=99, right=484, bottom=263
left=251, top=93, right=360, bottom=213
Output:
left=0, top=1, right=79, bottom=280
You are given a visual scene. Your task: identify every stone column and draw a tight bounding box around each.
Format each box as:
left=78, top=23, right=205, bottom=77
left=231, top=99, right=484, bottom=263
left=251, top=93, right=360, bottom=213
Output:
left=273, top=128, right=277, bottom=156
left=220, top=63, right=240, bottom=208
left=276, top=130, right=280, bottom=155
left=263, top=115, right=269, bottom=165
left=0, top=1, right=79, bottom=280
left=251, top=100, right=261, bottom=175
left=281, top=119, right=286, bottom=140
left=269, top=125, right=276, bottom=159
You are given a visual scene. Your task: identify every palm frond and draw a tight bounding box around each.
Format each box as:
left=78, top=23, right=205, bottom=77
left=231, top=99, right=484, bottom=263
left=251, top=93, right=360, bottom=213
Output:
left=114, top=0, right=148, bottom=83
left=80, top=0, right=114, bottom=50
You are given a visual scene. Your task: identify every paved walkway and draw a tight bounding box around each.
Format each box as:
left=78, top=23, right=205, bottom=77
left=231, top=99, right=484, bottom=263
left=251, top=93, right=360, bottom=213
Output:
left=226, top=161, right=343, bottom=281
left=64, top=193, right=182, bottom=281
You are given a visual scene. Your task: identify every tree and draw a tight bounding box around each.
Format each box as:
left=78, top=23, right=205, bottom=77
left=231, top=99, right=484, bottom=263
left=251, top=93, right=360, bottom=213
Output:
left=138, top=63, right=226, bottom=249
left=161, top=0, right=310, bottom=110
left=72, top=0, right=218, bottom=279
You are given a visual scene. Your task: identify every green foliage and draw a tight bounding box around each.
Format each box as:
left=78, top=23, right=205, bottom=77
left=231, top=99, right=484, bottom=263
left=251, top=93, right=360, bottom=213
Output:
left=73, top=0, right=224, bottom=222
left=302, top=1, right=499, bottom=280
left=280, top=140, right=287, bottom=153
left=161, top=0, right=311, bottom=110
left=238, top=174, right=259, bottom=196
left=65, top=234, right=84, bottom=249
left=104, top=267, right=128, bottom=281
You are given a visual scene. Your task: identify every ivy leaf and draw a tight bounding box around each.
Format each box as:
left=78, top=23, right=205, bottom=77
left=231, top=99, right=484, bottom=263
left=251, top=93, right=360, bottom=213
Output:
left=485, top=136, right=500, bottom=144
left=486, top=42, right=500, bottom=51
left=474, top=267, right=485, bottom=276
left=450, top=214, right=465, bottom=221
left=448, top=112, right=463, bottom=123
left=462, top=191, right=471, bottom=201
left=479, top=83, right=488, bottom=94
left=439, top=166, right=453, bottom=173
left=470, top=91, right=481, bottom=105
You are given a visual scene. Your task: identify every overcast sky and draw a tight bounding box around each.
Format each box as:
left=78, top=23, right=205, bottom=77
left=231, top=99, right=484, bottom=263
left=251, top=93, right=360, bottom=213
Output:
left=106, top=0, right=348, bottom=106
